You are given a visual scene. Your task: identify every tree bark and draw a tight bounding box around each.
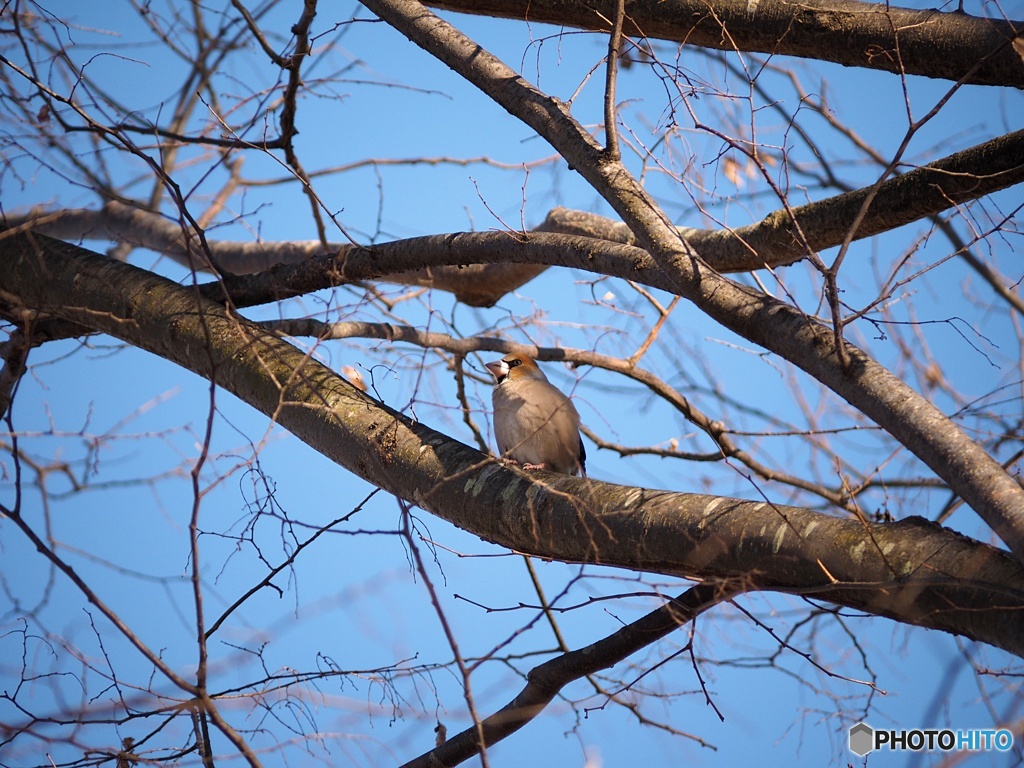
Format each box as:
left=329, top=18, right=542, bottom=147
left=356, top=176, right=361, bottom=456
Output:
left=2, top=230, right=1023, bottom=657
left=542, top=128, right=1024, bottom=272
left=359, top=0, right=1024, bottom=569
left=8, top=126, right=1022, bottom=290
left=427, top=0, right=1024, bottom=87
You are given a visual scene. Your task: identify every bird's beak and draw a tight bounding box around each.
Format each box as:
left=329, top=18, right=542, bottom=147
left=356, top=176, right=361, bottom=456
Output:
left=485, top=360, right=508, bottom=382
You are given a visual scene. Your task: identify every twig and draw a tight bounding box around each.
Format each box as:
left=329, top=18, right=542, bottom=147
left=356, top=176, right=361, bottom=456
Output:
left=399, top=580, right=738, bottom=768
left=602, top=0, right=625, bottom=160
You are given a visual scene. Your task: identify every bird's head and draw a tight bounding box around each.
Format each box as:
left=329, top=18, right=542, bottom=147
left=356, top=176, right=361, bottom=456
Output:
left=485, top=355, right=547, bottom=385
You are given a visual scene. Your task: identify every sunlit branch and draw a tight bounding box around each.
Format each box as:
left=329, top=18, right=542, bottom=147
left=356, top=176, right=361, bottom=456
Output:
left=3, top=231, right=1023, bottom=659
left=7, top=127, right=1021, bottom=279
left=257, top=318, right=872, bottom=510
left=350, top=0, right=1024, bottom=557
left=425, top=0, right=1024, bottom=87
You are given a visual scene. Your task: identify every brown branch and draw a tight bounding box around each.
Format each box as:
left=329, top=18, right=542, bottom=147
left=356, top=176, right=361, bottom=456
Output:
left=602, top=0, right=624, bottom=160
left=83, top=120, right=287, bottom=149
left=354, top=0, right=1024, bottom=561
left=540, top=128, right=1024, bottom=273
left=1, top=201, right=549, bottom=304
left=0, top=326, right=33, bottom=422
left=400, top=581, right=734, bottom=768
left=277, top=0, right=330, bottom=245
left=229, top=0, right=291, bottom=67
left=85, top=218, right=1010, bottom=520
left=425, top=0, right=1024, bottom=87
left=8, top=125, right=1022, bottom=284
left=2, top=232, right=1023, bottom=658
left=258, top=319, right=869, bottom=510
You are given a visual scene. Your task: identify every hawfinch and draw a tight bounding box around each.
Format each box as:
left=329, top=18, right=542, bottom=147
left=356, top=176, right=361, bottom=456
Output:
left=485, top=355, right=587, bottom=476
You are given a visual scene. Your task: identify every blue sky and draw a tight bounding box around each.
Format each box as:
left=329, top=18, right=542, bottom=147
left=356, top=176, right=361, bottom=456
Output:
left=2, top=0, right=1023, bottom=766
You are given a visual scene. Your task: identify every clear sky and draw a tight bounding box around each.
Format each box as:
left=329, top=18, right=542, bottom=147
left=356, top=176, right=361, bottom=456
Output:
left=1, top=1, right=1022, bottom=767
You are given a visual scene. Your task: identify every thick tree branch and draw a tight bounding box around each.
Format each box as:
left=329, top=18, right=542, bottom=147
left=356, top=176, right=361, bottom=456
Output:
left=195, top=231, right=1024, bottom=546
left=426, top=0, right=1024, bottom=87
left=7, top=127, right=1021, bottom=289
left=0, top=326, right=32, bottom=421
left=260, top=320, right=875, bottom=510
left=542, top=128, right=1024, bottom=272
left=1, top=201, right=548, bottom=306
left=2, top=231, right=1023, bottom=658
left=2, top=202, right=331, bottom=273
left=355, top=0, right=1024, bottom=561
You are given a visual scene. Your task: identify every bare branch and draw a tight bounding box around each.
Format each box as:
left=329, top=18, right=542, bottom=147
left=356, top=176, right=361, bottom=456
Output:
left=354, top=0, right=1024, bottom=560
left=425, top=0, right=1024, bottom=87
left=7, top=127, right=1021, bottom=284
left=401, top=581, right=736, bottom=768
left=2, top=232, right=1023, bottom=657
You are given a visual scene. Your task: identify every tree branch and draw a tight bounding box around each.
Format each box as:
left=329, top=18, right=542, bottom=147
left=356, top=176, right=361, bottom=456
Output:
left=542, top=127, right=1024, bottom=272
left=354, top=0, right=1024, bottom=561
left=401, top=581, right=736, bottom=768
left=7, top=126, right=1022, bottom=286
left=259, top=319, right=876, bottom=511
left=425, top=0, right=1024, bottom=87
left=2, top=231, right=1023, bottom=658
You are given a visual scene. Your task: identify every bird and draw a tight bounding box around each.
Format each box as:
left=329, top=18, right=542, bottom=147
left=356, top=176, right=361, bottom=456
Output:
left=485, top=354, right=586, bottom=476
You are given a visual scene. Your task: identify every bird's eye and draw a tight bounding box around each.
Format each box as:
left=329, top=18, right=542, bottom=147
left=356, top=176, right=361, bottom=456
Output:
left=507, top=358, right=522, bottom=368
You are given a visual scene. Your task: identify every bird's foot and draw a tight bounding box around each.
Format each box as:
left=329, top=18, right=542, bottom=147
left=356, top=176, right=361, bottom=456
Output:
left=521, top=462, right=548, bottom=471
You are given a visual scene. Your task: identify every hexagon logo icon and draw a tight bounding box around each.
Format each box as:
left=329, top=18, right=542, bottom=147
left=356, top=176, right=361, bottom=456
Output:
left=849, top=722, right=874, bottom=756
